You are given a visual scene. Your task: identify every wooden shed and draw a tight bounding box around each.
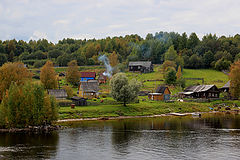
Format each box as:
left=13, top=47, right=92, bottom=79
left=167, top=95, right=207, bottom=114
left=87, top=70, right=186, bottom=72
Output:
left=148, top=86, right=171, bottom=101
left=48, top=89, right=68, bottom=100
left=71, top=96, right=87, bottom=106
left=129, top=61, right=153, bottom=73
left=78, top=80, right=99, bottom=99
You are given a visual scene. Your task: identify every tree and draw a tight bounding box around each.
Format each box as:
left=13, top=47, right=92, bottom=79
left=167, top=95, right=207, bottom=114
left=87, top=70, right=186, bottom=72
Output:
left=203, top=50, right=214, bottom=68
left=164, top=45, right=178, bottom=62
left=110, top=73, right=141, bottom=106
left=187, top=32, right=200, bottom=49
left=40, top=61, right=57, bottom=89
left=0, top=82, right=58, bottom=128
left=109, top=51, right=118, bottom=67
left=229, top=60, right=240, bottom=98
left=176, top=65, right=182, bottom=80
left=66, top=60, right=80, bottom=86
left=162, top=60, right=176, bottom=72
left=48, top=49, right=64, bottom=59
left=0, top=62, right=32, bottom=100
left=0, top=54, right=7, bottom=66
left=215, top=58, right=231, bottom=71
left=165, top=69, right=177, bottom=85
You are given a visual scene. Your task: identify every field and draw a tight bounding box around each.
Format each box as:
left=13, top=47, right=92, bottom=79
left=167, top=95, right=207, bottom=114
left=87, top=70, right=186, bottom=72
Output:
left=30, top=65, right=232, bottom=120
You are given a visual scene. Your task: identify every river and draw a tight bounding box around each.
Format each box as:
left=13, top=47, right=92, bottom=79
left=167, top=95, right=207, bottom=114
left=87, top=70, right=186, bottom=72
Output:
left=1, top=112, right=240, bottom=160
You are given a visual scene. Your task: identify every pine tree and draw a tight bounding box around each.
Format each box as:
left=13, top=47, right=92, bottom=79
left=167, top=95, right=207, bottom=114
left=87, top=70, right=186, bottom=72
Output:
left=176, top=66, right=182, bottom=80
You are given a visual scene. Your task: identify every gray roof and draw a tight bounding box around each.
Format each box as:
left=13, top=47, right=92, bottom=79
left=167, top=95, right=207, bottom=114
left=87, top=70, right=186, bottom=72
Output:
left=156, top=86, right=168, bottom=94
left=48, top=89, right=68, bottom=98
left=129, top=61, right=152, bottom=68
left=184, top=85, right=217, bottom=93
left=222, top=80, right=230, bottom=89
left=80, top=80, right=99, bottom=93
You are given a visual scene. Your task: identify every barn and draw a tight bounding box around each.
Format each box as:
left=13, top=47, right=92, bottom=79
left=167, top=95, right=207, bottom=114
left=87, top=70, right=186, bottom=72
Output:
left=80, top=72, right=96, bottom=82
left=148, top=86, right=171, bottom=101
left=181, top=85, right=220, bottom=99
left=78, top=80, right=99, bottom=99
left=48, top=89, right=68, bottom=100
left=129, top=61, right=153, bottom=73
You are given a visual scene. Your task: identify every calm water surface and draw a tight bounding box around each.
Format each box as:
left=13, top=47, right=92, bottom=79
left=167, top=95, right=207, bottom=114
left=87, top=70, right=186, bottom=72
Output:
left=1, top=113, right=240, bottom=160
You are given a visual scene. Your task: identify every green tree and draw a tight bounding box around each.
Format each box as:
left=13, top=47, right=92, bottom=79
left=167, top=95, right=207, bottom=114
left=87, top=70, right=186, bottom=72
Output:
left=110, top=73, right=141, bottom=106
left=165, top=69, right=177, bottom=85
left=164, top=45, right=178, bottom=61
left=187, top=32, right=200, bottom=49
left=66, top=60, right=80, bottom=86
left=40, top=61, right=58, bottom=89
left=0, top=82, right=58, bottom=128
left=48, top=49, right=64, bottom=59
left=0, top=54, right=7, bottom=66
left=203, top=50, right=214, bottom=68
left=215, top=58, right=231, bottom=71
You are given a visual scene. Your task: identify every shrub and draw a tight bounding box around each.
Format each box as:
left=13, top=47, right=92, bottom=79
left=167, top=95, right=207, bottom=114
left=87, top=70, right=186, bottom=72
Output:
left=62, top=86, right=73, bottom=98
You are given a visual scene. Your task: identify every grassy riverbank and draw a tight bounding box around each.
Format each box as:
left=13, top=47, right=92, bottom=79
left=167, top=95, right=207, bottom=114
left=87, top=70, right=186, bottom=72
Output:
left=58, top=100, right=240, bottom=119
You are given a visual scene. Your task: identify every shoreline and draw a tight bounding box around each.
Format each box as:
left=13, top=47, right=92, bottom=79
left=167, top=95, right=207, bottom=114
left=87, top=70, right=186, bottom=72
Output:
left=57, top=110, right=237, bottom=123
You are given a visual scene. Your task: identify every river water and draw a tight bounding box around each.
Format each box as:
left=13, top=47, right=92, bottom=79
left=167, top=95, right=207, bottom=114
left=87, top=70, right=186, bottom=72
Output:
left=1, top=112, right=240, bottom=160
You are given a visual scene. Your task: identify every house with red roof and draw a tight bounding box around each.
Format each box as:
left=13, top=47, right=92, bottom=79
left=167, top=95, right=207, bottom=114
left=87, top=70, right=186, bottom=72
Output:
left=80, top=72, right=96, bottom=82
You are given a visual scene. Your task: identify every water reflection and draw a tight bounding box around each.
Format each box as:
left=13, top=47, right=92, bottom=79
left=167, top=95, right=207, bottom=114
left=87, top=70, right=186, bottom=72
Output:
left=1, top=113, right=240, bottom=160
left=0, top=132, right=59, bottom=159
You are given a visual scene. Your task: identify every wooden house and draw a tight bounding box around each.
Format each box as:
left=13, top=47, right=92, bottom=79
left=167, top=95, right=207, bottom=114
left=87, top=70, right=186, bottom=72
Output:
left=148, top=86, right=171, bottom=101
left=71, top=96, right=87, bottom=106
left=129, top=61, right=153, bottom=73
left=220, top=81, right=230, bottom=93
left=48, top=89, right=68, bottom=100
left=80, top=72, right=96, bottom=82
left=180, top=85, right=220, bottom=99
left=78, top=80, right=99, bottom=99
left=98, top=73, right=107, bottom=84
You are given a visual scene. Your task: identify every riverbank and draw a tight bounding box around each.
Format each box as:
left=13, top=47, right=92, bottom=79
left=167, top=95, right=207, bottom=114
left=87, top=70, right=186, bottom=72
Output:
left=58, top=100, right=240, bottom=120
left=57, top=110, right=240, bottom=124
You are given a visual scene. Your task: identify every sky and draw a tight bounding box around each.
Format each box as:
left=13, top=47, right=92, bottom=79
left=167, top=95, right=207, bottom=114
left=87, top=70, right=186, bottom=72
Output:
left=0, top=0, right=240, bottom=42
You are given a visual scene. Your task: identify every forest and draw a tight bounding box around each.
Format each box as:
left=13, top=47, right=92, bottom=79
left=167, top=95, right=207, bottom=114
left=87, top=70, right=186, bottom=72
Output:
left=0, top=31, right=240, bottom=70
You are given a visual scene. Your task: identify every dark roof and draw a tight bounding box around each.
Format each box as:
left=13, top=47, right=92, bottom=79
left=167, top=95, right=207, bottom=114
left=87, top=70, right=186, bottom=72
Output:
left=80, top=80, right=99, bottom=92
left=221, top=80, right=230, bottom=89
left=129, top=61, right=152, bottom=68
left=71, top=96, right=86, bottom=101
left=80, top=72, right=96, bottom=78
left=48, top=89, right=67, bottom=98
left=184, top=85, right=218, bottom=93
left=156, top=86, right=168, bottom=93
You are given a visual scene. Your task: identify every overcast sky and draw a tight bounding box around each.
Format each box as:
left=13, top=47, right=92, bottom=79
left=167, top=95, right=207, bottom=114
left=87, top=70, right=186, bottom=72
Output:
left=1, top=0, right=240, bottom=42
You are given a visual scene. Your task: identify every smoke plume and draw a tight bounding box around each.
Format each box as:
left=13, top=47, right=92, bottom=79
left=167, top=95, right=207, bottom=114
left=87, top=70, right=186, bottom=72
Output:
left=98, top=55, right=113, bottom=77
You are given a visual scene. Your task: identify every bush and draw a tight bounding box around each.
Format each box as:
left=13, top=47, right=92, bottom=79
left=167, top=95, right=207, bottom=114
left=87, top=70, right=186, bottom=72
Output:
left=62, top=86, right=73, bottom=98
left=0, top=82, right=58, bottom=128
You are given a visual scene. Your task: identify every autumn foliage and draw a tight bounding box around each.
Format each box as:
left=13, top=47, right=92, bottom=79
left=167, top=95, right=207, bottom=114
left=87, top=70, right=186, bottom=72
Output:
left=40, top=61, right=58, bottom=89
left=66, top=60, right=80, bottom=86
left=0, top=82, right=58, bottom=128
left=229, top=60, right=240, bottom=98
left=0, top=62, right=32, bottom=100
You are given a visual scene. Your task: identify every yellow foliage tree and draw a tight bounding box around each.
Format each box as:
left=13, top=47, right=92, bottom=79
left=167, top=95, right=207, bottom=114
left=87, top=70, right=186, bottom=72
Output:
left=66, top=60, right=80, bottom=86
left=40, top=61, right=58, bottom=89
left=0, top=62, right=32, bottom=100
left=109, top=51, right=118, bottom=67
left=176, top=66, right=182, bottom=80
left=229, top=60, right=240, bottom=98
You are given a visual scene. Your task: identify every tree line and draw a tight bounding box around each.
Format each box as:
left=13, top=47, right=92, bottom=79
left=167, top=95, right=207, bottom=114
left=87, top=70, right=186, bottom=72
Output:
left=0, top=32, right=240, bottom=70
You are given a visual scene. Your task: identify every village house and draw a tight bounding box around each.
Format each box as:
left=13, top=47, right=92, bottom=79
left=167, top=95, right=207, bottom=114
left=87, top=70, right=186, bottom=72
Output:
left=80, top=72, right=96, bottom=82
left=48, top=89, right=68, bottom=100
left=129, top=61, right=153, bottom=73
left=78, top=80, right=99, bottom=99
left=220, top=80, right=230, bottom=93
left=98, top=73, right=108, bottom=84
left=148, top=86, right=171, bottom=101
left=180, top=85, right=220, bottom=99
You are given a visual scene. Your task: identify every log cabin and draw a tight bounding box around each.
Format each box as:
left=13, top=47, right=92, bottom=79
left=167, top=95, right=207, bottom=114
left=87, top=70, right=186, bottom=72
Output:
left=148, top=86, right=171, bottom=101
left=129, top=61, right=153, bottom=73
